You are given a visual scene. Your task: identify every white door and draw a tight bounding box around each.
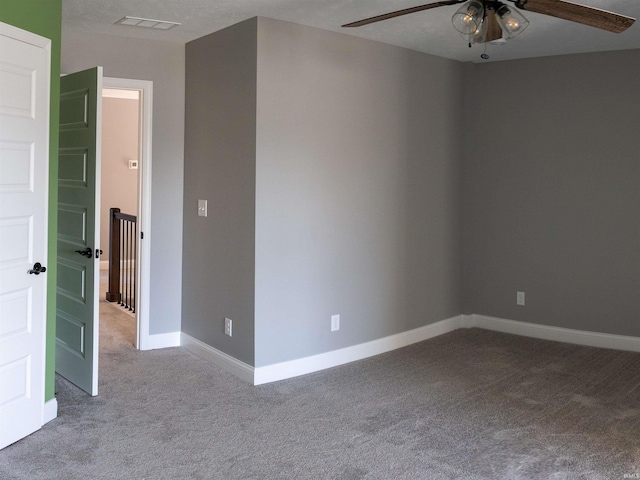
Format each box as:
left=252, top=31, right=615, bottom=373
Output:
left=0, top=22, right=51, bottom=449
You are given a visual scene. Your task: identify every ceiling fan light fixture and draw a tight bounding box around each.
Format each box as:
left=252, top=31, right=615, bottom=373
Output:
left=495, top=4, right=530, bottom=38
left=466, top=16, right=488, bottom=43
left=451, top=0, right=485, bottom=36
left=464, top=9, right=504, bottom=44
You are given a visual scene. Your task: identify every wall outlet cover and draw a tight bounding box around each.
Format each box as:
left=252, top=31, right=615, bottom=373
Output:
left=331, top=314, right=340, bottom=332
left=224, top=317, right=232, bottom=336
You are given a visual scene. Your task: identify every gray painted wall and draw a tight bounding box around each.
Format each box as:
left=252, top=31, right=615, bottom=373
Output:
left=253, top=19, right=463, bottom=366
left=462, top=49, right=640, bottom=336
left=182, top=19, right=257, bottom=365
left=62, top=30, right=185, bottom=335
left=182, top=18, right=464, bottom=368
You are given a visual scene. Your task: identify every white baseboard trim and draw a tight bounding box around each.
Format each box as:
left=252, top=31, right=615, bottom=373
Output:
left=43, top=398, right=57, bottom=424
left=461, top=314, right=475, bottom=328
left=177, top=314, right=640, bottom=386
left=140, top=331, right=181, bottom=350
left=181, top=333, right=254, bottom=384
left=253, top=315, right=465, bottom=385
left=468, top=314, right=640, bottom=352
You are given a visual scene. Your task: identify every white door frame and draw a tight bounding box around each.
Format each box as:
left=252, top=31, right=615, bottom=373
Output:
left=102, top=77, right=152, bottom=350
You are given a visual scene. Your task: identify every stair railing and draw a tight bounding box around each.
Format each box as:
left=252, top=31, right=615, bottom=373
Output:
left=106, top=207, right=137, bottom=313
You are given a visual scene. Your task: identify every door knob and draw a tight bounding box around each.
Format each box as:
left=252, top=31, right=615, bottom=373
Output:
left=75, top=247, right=93, bottom=258
left=28, top=262, right=47, bottom=275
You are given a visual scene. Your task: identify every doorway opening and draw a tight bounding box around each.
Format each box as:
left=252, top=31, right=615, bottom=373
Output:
left=101, top=78, right=152, bottom=350
left=55, top=71, right=153, bottom=397
left=100, top=87, right=139, bottom=346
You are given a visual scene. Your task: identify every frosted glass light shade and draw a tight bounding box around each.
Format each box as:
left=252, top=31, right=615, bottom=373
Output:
left=451, top=0, right=485, bottom=36
left=467, top=15, right=488, bottom=43
left=468, top=9, right=503, bottom=43
left=495, top=4, right=530, bottom=38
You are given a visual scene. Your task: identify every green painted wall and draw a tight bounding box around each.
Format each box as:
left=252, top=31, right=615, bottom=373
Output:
left=0, top=0, right=62, bottom=402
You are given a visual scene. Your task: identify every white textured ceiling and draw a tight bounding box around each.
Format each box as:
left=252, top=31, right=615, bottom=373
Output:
left=62, top=0, right=640, bottom=63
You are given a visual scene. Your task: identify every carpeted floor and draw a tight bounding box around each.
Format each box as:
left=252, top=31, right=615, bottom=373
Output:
left=1, top=294, right=640, bottom=479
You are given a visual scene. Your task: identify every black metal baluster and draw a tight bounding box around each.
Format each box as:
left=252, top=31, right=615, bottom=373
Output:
left=119, top=218, right=125, bottom=307
left=127, top=220, right=132, bottom=311
left=133, top=221, right=137, bottom=313
left=125, top=220, right=130, bottom=310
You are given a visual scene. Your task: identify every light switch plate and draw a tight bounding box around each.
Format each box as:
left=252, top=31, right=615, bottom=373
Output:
left=198, top=199, right=207, bottom=217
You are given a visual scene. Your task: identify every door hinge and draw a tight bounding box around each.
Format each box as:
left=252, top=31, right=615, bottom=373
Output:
left=141, top=231, right=144, bottom=239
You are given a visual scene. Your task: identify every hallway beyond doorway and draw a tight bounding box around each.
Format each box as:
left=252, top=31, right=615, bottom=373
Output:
left=100, top=269, right=135, bottom=347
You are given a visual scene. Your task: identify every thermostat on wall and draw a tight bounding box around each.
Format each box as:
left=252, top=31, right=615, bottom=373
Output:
left=129, top=160, right=139, bottom=169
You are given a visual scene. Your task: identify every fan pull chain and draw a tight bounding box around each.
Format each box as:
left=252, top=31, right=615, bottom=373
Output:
left=481, top=42, right=489, bottom=60
left=468, top=41, right=490, bottom=60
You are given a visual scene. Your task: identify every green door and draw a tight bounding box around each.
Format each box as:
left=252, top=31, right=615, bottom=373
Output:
left=56, top=67, right=102, bottom=396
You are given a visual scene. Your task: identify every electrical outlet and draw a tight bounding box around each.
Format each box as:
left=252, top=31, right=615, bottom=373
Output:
left=198, top=199, right=208, bottom=217
left=224, top=317, right=232, bottom=337
left=517, top=291, right=525, bottom=306
left=331, top=314, right=340, bottom=332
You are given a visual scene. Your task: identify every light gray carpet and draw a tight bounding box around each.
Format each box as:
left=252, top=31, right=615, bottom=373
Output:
left=2, top=303, right=640, bottom=479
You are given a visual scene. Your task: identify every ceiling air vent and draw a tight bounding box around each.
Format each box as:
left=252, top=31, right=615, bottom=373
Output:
left=115, top=16, right=181, bottom=30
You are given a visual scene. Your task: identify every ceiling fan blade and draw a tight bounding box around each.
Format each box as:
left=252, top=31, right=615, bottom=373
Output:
left=518, top=0, right=635, bottom=33
left=342, top=0, right=466, bottom=28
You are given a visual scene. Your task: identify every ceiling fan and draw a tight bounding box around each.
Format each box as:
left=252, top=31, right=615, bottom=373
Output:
left=342, top=0, right=635, bottom=46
